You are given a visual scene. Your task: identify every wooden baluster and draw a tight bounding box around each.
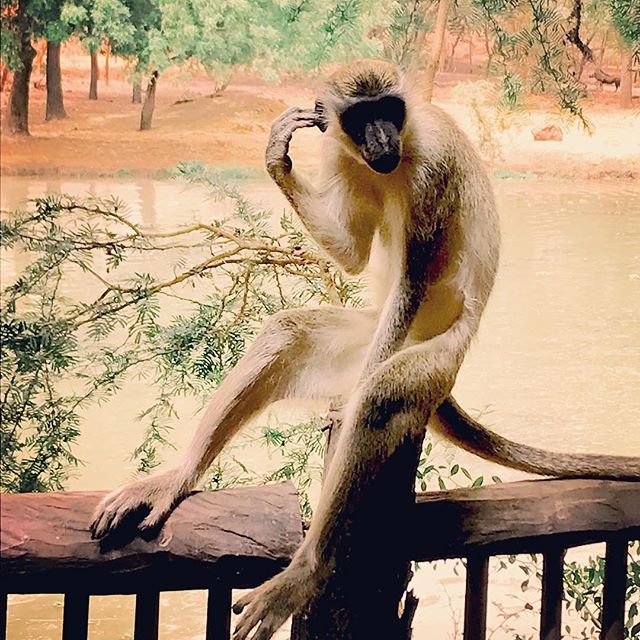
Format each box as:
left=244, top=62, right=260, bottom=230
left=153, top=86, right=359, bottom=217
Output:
left=601, top=539, right=628, bottom=640
left=0, top=593, right=7, bottom=640
left=463, top=554, right=489, bottom=640
left=62, top=592, right=90, bottom=640
left=206, top=587, right=232, bottom=640
left=540, top=549, right=565, bottom=640
left=134, top=592, right=160, bottom=640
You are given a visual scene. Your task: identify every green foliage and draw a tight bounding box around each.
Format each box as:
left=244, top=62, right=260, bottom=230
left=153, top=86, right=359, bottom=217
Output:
left=609, top=0, right=640, bottom=50
left=61, top=0, right=135, bottom=53
left=470, top=0, right=589, bottom=124
left=205, top=418, right=326, bottom=521
left=0, top=23, right=20, bottom=71
left=0, top=164, right=360, bottom=492
left=415, top=437, right=493, bottom=492
left=386, top=0, right=432, bottom=65
left=491, top=542, right=640, bottom=638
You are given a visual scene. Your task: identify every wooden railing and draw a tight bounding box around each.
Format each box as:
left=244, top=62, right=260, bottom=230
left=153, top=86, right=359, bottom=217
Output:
left=1, top=479, right=638, bottom=640
left=0, top=483, right=303, bottom=640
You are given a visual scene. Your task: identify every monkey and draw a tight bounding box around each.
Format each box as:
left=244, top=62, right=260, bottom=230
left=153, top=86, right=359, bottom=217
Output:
left=90, top=60, right=640, bottom=640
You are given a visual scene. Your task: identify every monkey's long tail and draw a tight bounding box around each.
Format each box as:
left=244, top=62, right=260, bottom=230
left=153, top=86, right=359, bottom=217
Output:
left=433, top=397, right=640, bottom=481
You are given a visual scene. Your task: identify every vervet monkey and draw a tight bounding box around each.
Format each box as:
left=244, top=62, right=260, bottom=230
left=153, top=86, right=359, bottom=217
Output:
left=91, top=60, right=639, bottom=639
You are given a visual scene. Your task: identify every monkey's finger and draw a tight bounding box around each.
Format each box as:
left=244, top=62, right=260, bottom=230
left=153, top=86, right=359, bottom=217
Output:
left=232, top=593, right=252, bottom=615
left=272, top=110, right=321, bottom=131
left=90, top=489, right=124, bottom=530
left=251, top=616, right=282, bottom=640
left=273, top=106, right=313, bottom=124
left=232, top=607, right=261, bottom=640
left=90, top=492, right=137, bottom=538
left=138, top=500, right=172, bottom=531
left=91, top=505, right=124, bottom=539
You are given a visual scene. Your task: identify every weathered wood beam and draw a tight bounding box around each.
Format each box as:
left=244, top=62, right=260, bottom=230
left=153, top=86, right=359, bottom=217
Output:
left=411, top=479, right=640, bottom=561
left=1, top=483, right=303, bottom=594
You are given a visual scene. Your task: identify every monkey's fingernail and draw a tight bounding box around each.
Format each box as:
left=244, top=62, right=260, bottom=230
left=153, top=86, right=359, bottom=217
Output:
left=232, top=603, right=245, bottom=615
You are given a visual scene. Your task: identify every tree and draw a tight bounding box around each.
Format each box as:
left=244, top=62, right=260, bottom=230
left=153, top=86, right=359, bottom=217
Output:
left=132, top=0, right=367, bottom=131
left=118, top=0, right=160, bottom=104
left=33, top=2, right=73, bottom=120
left=610, top=0, right=639, bottom=107
left=2, top=0, right=36, bottom=135
left=60, top=0, right=134, bottom=100
left=0, top=164, right=355, bottom=492
left=424, top=0, right=452, bottom=102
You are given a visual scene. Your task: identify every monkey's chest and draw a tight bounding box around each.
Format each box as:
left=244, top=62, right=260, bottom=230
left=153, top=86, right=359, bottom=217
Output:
left=365, top=214, right=403, bottom=308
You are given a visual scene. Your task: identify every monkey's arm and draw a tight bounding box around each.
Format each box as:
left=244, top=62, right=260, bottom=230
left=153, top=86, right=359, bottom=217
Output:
left=266, top=107, right=375, bottom=274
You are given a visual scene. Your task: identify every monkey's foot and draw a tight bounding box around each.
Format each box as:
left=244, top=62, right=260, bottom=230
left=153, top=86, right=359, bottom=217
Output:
left=232, top=561, right=314, bottom=640
left=90, top=469, right=184, bottom=539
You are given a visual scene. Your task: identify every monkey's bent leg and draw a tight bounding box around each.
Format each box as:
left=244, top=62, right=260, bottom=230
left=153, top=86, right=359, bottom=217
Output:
left=90, top=306, right=376, bottom=539
left=233, top=342, right=459, bottom=640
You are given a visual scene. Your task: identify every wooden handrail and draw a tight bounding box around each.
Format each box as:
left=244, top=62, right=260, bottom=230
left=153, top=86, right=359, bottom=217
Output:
left=1, top=478, right=638, bottom=640
left=0, top=482, right=304, bottom=594
left=411, top=479, right=640, bottom=561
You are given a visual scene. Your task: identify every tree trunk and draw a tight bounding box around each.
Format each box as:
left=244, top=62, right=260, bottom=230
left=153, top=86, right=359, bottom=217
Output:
left=0, top=64, right=10, bottom=92
left=447, top=33, right=461, bottom=72
left=132, top=76, right=142, bottom=104
left=139, top=70, right=158, bottom=130
left=598, top=29, right=609, bottom=66
left=619, top=49, right=633, bottom=109
left=8, top=14, right=36, bottom=136
left=423, top=0, right=452, bottom=102
left=89, top=50, right=99, bottom=100
left=292, top=420, right=424, bottom=639
left=45, top=41, right=66, bottom=121
left=104, top=40, right=110, bottom=85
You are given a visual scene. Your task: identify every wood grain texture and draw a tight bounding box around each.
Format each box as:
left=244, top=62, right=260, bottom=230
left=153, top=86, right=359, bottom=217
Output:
left=411, top=479, right=640, bottom=561
left=1, top=483, right=303, bottom=594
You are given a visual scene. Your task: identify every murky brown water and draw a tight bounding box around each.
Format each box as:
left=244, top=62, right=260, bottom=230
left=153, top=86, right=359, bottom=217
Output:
left=2, top=176, right=639, bottom=639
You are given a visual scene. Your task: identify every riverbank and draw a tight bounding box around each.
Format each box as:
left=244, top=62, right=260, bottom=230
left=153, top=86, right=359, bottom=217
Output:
left=2, top=65, right=638, bottom=181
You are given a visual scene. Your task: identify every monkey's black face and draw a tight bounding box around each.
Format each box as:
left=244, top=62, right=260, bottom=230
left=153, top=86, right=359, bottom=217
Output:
left=340, top=95, right=406, bottom=174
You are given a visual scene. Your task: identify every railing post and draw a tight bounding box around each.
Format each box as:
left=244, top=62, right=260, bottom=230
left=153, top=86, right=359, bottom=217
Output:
left=62, top=592, right=90, bottom=640
left=601, top=538, right=628, bottom=640
left=540, top=549, right=566, bottom=640
left=463, top=553, right=489, bottom=640
left=134, top=591, right=160, bottom=640
left=206, top=586, right=232, bottom=640
left=0, top=593, right=7, bottom=640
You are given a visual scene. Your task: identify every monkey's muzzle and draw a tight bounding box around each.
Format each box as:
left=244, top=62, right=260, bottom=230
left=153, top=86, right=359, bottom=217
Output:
left=361, top=120, right=402, bottom=174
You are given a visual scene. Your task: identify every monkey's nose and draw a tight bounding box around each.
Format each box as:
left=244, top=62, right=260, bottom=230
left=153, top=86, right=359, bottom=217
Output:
left=368, top=154, right=401, bottom=174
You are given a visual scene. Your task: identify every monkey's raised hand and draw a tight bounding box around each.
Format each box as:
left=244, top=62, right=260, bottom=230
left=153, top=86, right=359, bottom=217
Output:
left=266, top=107, right=324, bottom=180
left=90, top=468, right=185, bottom=540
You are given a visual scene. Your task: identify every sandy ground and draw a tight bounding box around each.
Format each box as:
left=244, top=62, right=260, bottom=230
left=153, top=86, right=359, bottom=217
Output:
left=1, top=52, right=639, bottom=180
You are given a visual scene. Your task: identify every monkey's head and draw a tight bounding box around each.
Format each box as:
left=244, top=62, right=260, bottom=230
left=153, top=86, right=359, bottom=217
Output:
left=317, top=60, right=407, bottom=175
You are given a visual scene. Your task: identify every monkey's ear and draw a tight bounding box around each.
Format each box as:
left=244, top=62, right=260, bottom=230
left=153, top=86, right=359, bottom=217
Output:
left=314, top=99, right=328, bottom=133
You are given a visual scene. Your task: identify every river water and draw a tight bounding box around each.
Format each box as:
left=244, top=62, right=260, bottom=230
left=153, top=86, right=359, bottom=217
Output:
left=1, top=176, right=639, bottom=639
